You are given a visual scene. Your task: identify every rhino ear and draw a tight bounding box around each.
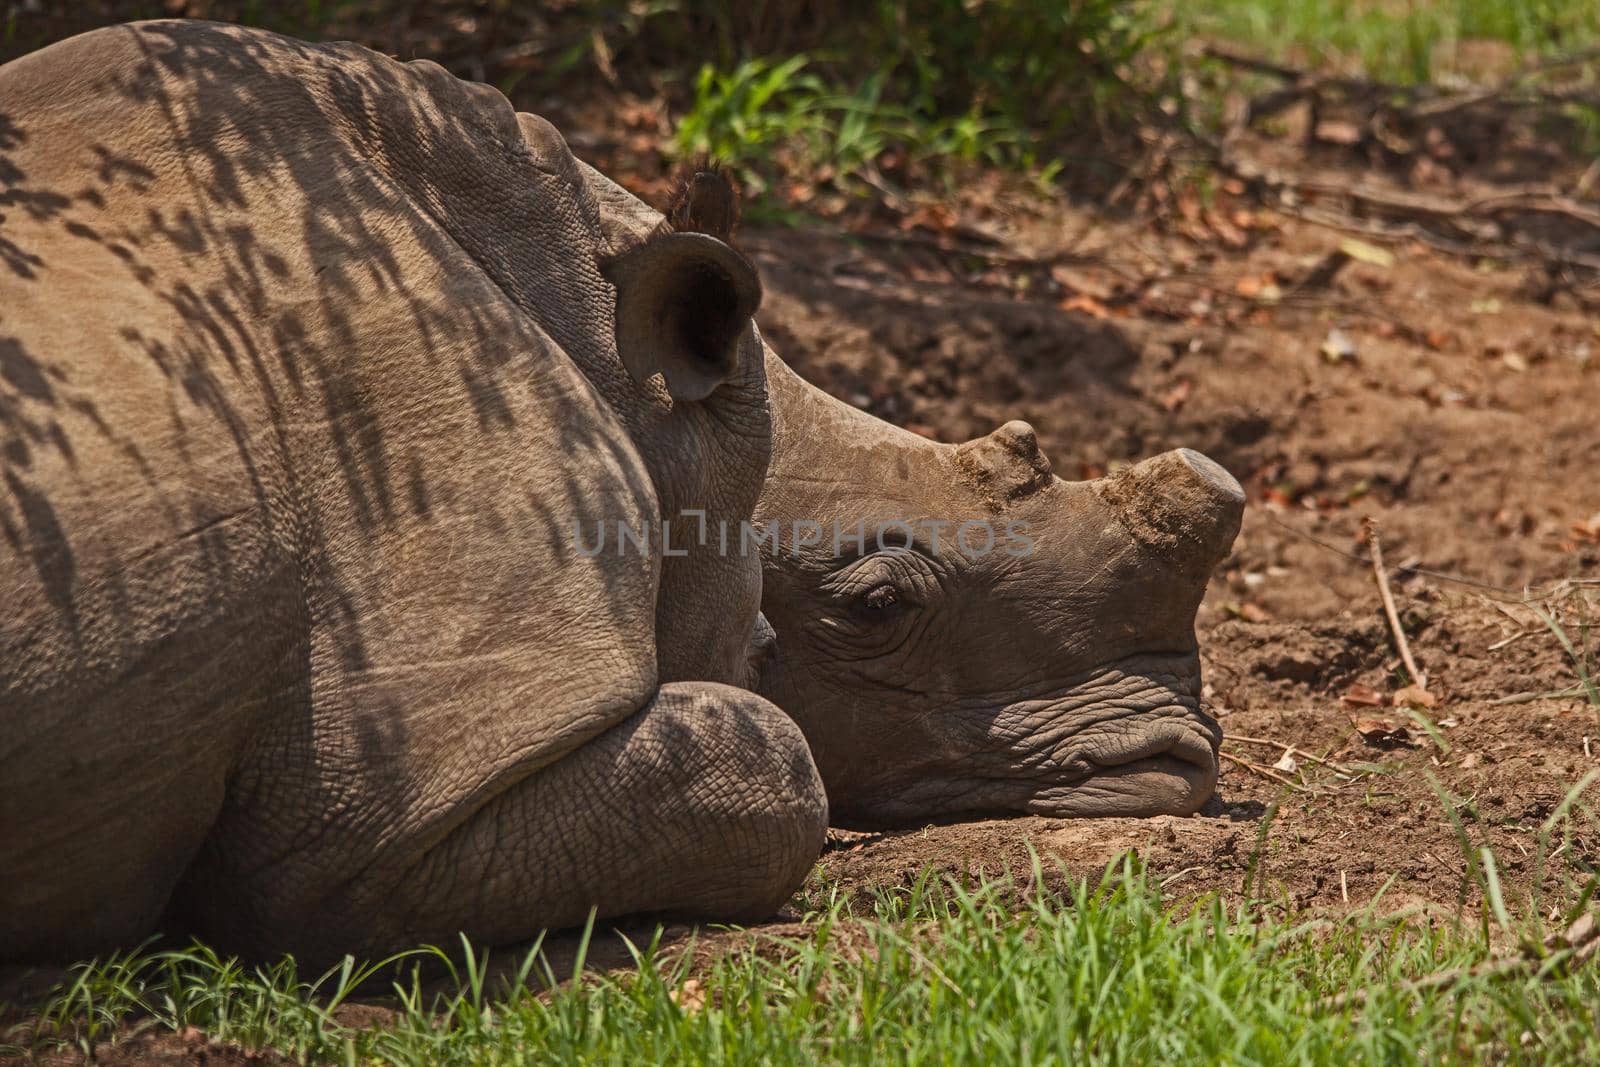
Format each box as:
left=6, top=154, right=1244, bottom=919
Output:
left=603, top=232, right=762, bottom=403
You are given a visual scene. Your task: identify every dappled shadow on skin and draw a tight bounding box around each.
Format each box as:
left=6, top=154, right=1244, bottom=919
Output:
left=0, top=20, right=667, bottom=954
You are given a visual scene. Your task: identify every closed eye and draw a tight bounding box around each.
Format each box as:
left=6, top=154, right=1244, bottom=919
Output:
left=863, top=584, right=899, bottom=611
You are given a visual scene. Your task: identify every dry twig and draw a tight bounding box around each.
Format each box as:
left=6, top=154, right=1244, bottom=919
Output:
left=1224, top=735, right=1356, bottom=775
left=1364, top=518, right=1427, bottom=691
left=1220, top=750, right=1312, bottom=791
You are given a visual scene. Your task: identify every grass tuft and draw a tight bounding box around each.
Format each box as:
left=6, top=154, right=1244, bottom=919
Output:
left=7, top=831, right=1599, bottom=1064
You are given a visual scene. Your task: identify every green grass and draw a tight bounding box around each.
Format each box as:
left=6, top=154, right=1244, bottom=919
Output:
left=666, top=0, right=1167, bottom=195
left=1173, top=0, right=1600, bottom=83
left=7, top=847, right=1599, bottom=1066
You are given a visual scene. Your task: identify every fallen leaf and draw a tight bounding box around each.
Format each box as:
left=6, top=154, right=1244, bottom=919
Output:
left=1393, top=684, right=1438, bottom=709
left=671, top=979, right=706, bottom=1013
left=1272, top=751, right=1299, bottom=773
left=1338, top=238, right=1395, bottom=268
left=1320, top=328, right=1357, bottom=363
left=1501, top=352, right=1528, bottom=372
left=1352, top=717, right=1416, bottom=747
left=1315, top=119, right=1363, bottom=145
left=1223, top=601, right=1272, bottom=623
left=1161, top=379, right=1194, bottom=412
left=1341, top=683, right=1386, bottom=707
left=1206, top=208, right=1247, bottom=249
left=1262, top=487, right=1295, bottom=508
left=900, top=202, right=958, bottom=234
left=1061, top=293, right=1110, bottom=319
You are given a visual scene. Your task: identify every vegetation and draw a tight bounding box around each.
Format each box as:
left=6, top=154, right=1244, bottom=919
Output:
left=4, top=5, right=1600, bottom=1064
left=8, top=819, right=1600, bottom=1065
left=1174, top=0, right=1600, bottom=84
left=8, top=2, right=1596, bottom=191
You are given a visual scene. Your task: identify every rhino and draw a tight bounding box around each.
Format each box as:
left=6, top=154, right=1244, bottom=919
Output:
left=0, top=20, right=825, bottom=964
left=753, top=384, right=1243, bottom=825
left=1, top=20, right=1243, bottom=966
left=582, top=176, right=1246, bottom=828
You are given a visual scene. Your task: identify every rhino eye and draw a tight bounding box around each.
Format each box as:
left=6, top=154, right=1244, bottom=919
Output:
left=863, top=584, right=900, bottom=611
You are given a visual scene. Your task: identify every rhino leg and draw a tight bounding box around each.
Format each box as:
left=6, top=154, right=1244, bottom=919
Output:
left=172, top=682, right=827, bottom=962
left=406, top=682, right=830, bottom=939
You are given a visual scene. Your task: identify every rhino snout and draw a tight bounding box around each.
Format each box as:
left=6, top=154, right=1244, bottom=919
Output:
left=1097, top=448, right=1245, bottom=576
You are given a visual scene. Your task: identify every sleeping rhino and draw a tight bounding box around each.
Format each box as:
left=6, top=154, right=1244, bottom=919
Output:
left=1, top=19, right=1241, bottom=966
left=754, top=374, right=1243, bottom=825
left=583, top=176, right=1246, bottom=829
left=0, top=21, right=825, bottom=964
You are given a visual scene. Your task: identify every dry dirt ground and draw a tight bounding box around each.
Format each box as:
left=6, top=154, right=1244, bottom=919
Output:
left=741, top=183, right=1600, bottom=924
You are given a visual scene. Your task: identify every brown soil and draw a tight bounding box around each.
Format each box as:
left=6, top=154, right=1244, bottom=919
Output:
left=744, top=184, right=1600, bottom=922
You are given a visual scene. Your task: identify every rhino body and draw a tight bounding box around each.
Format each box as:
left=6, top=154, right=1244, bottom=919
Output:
left=0, top=21, right=824, bottom=964
left=1, top=21, right=1243, bottom=965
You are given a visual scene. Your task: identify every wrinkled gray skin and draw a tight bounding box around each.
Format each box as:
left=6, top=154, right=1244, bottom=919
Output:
left=588, top=172, right=1245, bottom=825
left=0, top=21, right=824, bottom=965
left=753, top=366, right=1243, bottom=826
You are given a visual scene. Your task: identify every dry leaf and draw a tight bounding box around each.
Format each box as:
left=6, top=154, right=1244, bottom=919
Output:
left=1161, top=379, right=1194, bottom=412
left=1338, top=238, right=1395, bottom=268
left=1315, top=120, right=1363, bottom=145
left=1272, top=751, right=1299, bottom=774
left=1392, top=685, right=1438, bottom=709
left=671, top=978, right=706, bottom=1013
left=1223, top=601, right=1272, bottom=623
left=1320, top=328, right=1357, bottom=363
left=1352, top=717, right=1415, bottom=747
left=1060, top=293, right=1110, bottom=319
left=1342, top=683, right=1386, bottom=708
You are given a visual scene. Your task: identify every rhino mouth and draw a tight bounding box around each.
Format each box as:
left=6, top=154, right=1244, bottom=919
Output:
left=1031, top=716, right=1220, bottom=818
left=825, top=653, right=1221, bottom=827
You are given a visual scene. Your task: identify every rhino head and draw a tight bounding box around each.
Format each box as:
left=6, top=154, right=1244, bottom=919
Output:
left=755, top=359, right=1242, bottom=826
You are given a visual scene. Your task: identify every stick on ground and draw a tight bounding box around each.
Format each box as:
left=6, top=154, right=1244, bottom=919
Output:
left=1364, top=518, right=1427, bottom=690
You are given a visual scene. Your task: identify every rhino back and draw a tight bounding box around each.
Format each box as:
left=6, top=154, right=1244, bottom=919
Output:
left=0, top=21, right=664, bottom=957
